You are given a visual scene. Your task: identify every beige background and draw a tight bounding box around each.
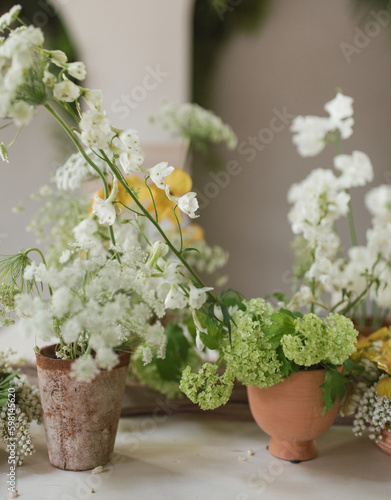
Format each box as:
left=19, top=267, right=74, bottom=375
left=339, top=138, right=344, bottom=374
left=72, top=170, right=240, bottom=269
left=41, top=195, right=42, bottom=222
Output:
left=2, top=0, right=391, bottom=302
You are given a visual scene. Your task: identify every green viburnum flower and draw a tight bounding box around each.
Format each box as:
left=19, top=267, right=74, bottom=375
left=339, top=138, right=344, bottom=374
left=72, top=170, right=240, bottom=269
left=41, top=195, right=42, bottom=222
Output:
left=281, top=312, right=357, bottom=366
left=179, top=363, right=235, bottom=410
left=223, top=298, right=285, bottom=388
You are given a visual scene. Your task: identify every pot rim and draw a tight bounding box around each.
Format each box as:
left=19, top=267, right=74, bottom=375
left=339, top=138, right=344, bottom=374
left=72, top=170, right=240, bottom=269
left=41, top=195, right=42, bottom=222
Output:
left=35, top=344, right=131, bottom=371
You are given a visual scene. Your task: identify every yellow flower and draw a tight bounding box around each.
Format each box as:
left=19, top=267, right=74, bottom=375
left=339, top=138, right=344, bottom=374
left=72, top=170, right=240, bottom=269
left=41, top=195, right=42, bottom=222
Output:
left=90, top=170, right=193, bottom=226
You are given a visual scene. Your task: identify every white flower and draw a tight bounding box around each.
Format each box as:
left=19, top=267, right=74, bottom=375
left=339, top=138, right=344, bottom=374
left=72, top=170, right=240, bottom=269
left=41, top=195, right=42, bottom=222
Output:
left=79, top=110, right=112, bottom=149
left=149, top=162, right=174, bottom=190
left=72, top=218, right=99, bottom=249
left=8, top=101, right=34, bottom=126
left=83, top=89, right=103, bottom=110
left=92, top=180, right=118, bottom=226
left=119, top=149, right=144, bottom=175
left=119, top=129, right=140, bottom=148
left=324, top=92, right=354, bottom=139
left=365, top=185, right=391, bottom=222
left=67, top=62, right=86, bottom=81
left=47, top=49, right=67, bottom=64
left=334, top=151, right=373, bottom=189
left=96, top=348, right=119, bottom=370
left=42, top=69, right=56, bottom=87
left=59, top=249, right=72, bottom=264
left=142, top=346, right=153, bottom=365
left=0, top=5, right=22, bottom=32
left=188, top=284, right=213, bottom=309
left=290, top=115, right=330, bottom=157
left=53, top=80, right=81, bottom=103
left=70, top=356, right=100, bottom=382
left=92, top=196, right=116, bottom=226
left=51, top=287, right=81, bottom=318
left=178, top=192, right=199, bottom=219
left=165, top=284, right=187, bottom=309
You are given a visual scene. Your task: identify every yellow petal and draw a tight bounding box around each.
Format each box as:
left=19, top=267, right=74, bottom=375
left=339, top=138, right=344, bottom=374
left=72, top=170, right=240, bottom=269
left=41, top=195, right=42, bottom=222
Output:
left=165, top=169, right=192, bottom=197
left=367, top=327, right=390, bottom=342
left=375, top=377, right=391, bottom=398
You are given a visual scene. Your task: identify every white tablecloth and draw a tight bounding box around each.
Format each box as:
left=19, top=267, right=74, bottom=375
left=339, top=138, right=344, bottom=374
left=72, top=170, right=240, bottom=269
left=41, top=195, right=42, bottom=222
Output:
left=1, top=416, right=390, bottom=500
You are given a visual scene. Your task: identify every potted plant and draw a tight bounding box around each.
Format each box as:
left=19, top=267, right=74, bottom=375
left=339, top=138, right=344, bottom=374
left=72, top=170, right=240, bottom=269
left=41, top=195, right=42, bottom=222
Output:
left=180, top=298, right=358, bottom=461
left=0, top=5, right=236, bottom=469
left=341, top=327, right=391, bottom=454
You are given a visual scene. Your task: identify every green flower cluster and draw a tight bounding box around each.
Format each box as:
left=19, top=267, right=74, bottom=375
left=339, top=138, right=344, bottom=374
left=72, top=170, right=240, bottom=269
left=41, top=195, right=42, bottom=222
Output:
left=223, top=298, right=285, bottom=389
left=179, top=363, right=235, bottom=410
left=281, top=312, right=357, bottom=366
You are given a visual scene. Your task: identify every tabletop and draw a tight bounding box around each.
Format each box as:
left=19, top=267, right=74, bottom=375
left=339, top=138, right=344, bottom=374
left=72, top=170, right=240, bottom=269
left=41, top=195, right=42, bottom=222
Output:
left=1, top=416, right=390, bottom=500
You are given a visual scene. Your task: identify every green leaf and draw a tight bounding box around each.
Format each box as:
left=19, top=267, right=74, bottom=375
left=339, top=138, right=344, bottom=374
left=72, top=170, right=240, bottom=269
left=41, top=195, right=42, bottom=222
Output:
left=156, top=323, right=190, bottom=382
left=320, top=366, right=349, bottom=415
left=181, top=247, right=201, bottom=255
left=343, top=358, right=366, bottom=376
left=263, top=309, right=299, bottom=344
left=276, top=346, right=299, bottom=377
left=199, top=315, right=224, bottom=350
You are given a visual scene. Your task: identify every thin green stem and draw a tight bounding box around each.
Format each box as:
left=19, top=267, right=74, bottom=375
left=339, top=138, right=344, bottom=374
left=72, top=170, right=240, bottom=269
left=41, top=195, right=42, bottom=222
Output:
left=25, top=247, right=52, bottom=296
left=144, top=176, right=158, bottom=222
left=172, top=205, right=183, bottom=253
left=44, top=103, right=120, bottom=263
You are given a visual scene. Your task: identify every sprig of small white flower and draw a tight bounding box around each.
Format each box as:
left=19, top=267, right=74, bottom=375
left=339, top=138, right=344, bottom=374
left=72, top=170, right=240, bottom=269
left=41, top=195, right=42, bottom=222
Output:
left=353, top=377, right=391, bottom=442
left=287, top=91, right=390, bottom=314
left=151, top=99, right=237, bottom=151
left=0, top=349, right=42, bottom=465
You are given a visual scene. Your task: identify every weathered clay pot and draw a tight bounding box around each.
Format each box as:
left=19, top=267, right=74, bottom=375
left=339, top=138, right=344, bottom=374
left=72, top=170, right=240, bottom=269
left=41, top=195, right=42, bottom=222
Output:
left=247, top=370, right=339, bottom=462
left=376, top=429, right=391, bottom=455
left=36, top=345, right=130, bottom=471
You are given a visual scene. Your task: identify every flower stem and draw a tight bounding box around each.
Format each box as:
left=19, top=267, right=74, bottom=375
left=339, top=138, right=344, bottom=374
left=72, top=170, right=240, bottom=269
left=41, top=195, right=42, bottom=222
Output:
left=43, top=103, right=120, bottom=263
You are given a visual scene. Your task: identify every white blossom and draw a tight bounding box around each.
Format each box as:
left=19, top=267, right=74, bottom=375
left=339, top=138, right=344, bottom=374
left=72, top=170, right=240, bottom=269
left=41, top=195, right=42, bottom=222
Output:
left=178, top=192, right=199, bottom=219
left=324, top=92, right=354, bottom=139
left=142, top=346, right=153, bottom=365
left=70, top=356, right=100, bottom=383
left=365, top=185, right=391, bottom=222
left=119, top=149, right=144, bottom=175
left=79, top=110, right=112, bottom=149
left=67, top=62, right=86, bottom=81
left=83, top=89, right=103, bottom=111
left=96, top=348, right=119, bottom=370
left=188, top=284, right=213, bottom=309
left=165, top=284, right=187, bottom=309
left=92, top=196, right=116, bottom=226
left=8, top=101, right=34, bottom=126
left=290, top=115, right=330, bottom=157
left=334, top=150, right=373, bottom=189
left=0, top=5, right=22, bottom=32
left=53, top=80, right=81, bottom=103
left=149, top=162, right=174, bottom=190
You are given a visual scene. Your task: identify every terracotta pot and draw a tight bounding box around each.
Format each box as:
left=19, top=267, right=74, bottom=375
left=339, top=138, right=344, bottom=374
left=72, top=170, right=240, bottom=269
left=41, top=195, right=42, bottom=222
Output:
left=247, top=369, right=339, bottom=462
left=36, top=345, right=130, bottom=471
left=376, top=429, right=391, bottom=455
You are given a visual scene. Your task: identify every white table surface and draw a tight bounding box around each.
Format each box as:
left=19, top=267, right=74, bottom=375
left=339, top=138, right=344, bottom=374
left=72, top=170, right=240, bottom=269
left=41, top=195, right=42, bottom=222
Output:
left=1, top=416, right=390, bottom=500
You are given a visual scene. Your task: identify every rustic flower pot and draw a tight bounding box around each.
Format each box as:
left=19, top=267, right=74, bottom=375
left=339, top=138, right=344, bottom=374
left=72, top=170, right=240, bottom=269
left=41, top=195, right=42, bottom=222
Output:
left=36, top=345, right=130, bottom=471
left=247, top=369, right=339, bottom=462
left=376, top=429, right=391, bottom=455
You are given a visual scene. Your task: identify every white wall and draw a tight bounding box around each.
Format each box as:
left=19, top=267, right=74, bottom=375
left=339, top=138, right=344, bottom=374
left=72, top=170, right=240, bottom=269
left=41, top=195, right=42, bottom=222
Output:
left=193, top=0, right=391, bottom=299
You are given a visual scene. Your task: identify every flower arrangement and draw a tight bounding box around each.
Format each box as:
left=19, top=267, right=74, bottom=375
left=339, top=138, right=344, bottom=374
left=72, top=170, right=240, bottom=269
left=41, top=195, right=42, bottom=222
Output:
left=0, top=5, right=234, bottom=388
left=286, top=92, right=390, bottom=326
left=0, top=349, right=42, bottom=465
left=180, top=299, right=357, bottom=413
left=341, top=328, right=391, bottom=443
